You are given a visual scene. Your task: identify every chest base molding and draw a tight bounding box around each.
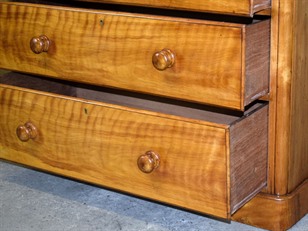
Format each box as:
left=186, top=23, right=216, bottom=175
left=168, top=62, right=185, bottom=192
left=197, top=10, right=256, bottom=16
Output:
left=232, top=180, right=308, bottom=231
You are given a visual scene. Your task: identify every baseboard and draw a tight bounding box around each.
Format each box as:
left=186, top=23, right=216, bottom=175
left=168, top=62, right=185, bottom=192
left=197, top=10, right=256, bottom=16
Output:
left=232, top=179, right=308, bottom=231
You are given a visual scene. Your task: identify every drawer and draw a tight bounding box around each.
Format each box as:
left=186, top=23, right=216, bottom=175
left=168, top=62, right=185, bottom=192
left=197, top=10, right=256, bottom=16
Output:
left=0, top=73, right=268, bottom=219
left=0, top=3, right=270, bottom=110
left=74, top=0, right=271, bottom=16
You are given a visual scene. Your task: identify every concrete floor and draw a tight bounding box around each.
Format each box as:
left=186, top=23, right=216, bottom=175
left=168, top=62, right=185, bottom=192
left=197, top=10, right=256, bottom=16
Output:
left=0, top=161, right=307, bottom=231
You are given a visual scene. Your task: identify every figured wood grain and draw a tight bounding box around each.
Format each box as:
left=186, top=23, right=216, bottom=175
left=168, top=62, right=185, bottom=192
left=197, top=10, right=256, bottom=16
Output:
left=0, top=0, right=306, bottom=230
left=0, top=72, right=240, bottom=126
left=0, top=82, right=268, bottom=219
left=0, top=3, right=269, bottom=110
left=73, top=0, right=271, bottom=16
left=0, top=85, right=228, bottom=218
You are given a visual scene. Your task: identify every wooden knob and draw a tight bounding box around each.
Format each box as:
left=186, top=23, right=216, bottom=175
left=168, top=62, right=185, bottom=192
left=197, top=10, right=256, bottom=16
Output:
left=16, top=122, right=38, bottom=142
left=137, top=151, right=160, bottom=173
left=152, top=49, right=175, bottom=71
left=30, top=35, right=50, bottom=54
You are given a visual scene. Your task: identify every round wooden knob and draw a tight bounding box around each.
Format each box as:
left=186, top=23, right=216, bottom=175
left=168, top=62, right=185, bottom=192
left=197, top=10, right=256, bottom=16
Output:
left=16, top=122, right=38, bottom=142
left=137, top=151, right=160, bottom=173
left=152, top=49, right=175, bottom=71
left=30, top=35, right=50, bottom=54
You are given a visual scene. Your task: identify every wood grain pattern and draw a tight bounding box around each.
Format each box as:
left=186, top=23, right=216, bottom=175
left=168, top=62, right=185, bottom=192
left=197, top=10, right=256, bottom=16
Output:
left=0, top=3, right=270, bottom=110
left=265, top=0, right=280, bottom=194
left=229, top=105, right=268, bottom=213
left=231, top=0, right=308, bottom=228
left=73, top=0, right=271, bottom=16
left=0, top=0, right=306, bottom=229
left=270, top=0, right=308, bottom=195
left=0, top=81, right=267, bottom=219
left=288, top=0, right=308, bottom=193
left=0, top=72, right=242, bottom=126
left=273, top=0, right=295, bottom=196
left=232, top=180, right=308, bottom=231
left=244, top=20, right=270, bottom=106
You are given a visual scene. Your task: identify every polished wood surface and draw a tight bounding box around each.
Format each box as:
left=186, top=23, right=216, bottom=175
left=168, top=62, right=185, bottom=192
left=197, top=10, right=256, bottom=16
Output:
left=232, top=180, right=308, bottom=231
left=74, top=0, right=271, bottom=16
left=0, top=72, right=245, bottom=126
left=231, top=0, right=308, bottom=228
left=273, top=0, right=296, bottom=196
left=288, top=0, right=308, bottom=193
left=0, top=3, right=270, bottom=110
left=0, top=0, right=307, bottom=229
left=265, top=0, right=279, bottom=194
left=0, top=80, right=268, bottom=219
left=266, top=0, right=308, bottom=195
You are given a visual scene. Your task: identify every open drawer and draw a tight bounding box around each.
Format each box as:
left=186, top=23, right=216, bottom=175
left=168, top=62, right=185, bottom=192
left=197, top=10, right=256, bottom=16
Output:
left=0, top=72, right=268, bottom=219
left=72, top=0, right=271, bottom=16
left=0, top=2, right=270, bottom=110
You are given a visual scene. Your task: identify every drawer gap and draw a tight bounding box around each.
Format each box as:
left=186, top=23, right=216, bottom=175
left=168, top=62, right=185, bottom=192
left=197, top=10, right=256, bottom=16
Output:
left=0, top=72, right=266, bottom=125
left=9, top=1, right=265, bottom=23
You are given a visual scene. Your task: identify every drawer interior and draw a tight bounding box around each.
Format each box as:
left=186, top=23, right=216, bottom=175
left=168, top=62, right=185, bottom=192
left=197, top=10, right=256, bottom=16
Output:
left=0, top=72, right=261, bottom=124
left=7, top=0, right=267, bottom=22
left=10, top=0, right=271, bottom=16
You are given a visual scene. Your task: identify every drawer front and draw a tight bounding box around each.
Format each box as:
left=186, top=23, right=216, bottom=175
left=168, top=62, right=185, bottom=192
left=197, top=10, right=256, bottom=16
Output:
left=75, top=0, right=271, bottom=16
left=0, top=83, right=268, bottom=219
left=0, top=3, right=270, bottom=110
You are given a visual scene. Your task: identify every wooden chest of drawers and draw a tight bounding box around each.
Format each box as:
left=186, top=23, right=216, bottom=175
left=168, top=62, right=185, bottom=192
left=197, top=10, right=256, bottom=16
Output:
left=0, top=0, right=307, bottom=230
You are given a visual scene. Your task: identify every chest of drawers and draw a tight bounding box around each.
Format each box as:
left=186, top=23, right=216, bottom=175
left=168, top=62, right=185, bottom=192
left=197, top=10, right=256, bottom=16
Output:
left=0, top=0, right=307, bottom=230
